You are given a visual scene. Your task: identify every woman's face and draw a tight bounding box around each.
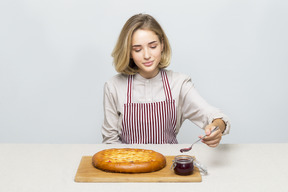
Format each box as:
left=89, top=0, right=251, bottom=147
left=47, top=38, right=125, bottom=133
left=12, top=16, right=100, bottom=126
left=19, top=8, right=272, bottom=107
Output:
left=131, top=29, right=163, bottom=79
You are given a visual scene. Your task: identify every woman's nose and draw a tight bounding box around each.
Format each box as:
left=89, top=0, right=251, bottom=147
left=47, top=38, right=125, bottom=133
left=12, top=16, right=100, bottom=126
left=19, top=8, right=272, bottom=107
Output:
left=143, top=48, right=151, bottom=60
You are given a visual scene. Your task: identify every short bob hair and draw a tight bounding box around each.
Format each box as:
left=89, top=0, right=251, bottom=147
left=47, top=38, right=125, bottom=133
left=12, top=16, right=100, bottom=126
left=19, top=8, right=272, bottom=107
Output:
left=112, top=14, right=172, bottom=75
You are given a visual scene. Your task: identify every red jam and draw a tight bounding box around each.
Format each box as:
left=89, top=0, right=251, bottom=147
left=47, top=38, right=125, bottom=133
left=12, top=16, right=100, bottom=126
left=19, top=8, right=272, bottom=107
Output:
left=173, top=155, right=194, bottom=176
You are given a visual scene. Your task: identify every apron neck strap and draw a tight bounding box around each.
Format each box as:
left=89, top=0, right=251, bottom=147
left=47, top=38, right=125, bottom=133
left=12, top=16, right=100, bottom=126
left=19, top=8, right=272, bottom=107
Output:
left=161, top=70, right=173, bottom=101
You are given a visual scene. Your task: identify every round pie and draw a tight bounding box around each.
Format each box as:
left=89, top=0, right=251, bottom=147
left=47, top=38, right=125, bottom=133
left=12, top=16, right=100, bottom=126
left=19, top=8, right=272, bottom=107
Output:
left=92, top=148, right=166, bottom=173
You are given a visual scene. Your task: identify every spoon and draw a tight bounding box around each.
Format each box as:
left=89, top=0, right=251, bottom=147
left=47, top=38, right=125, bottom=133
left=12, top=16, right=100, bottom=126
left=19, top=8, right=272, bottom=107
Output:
left=180, top=126, right=219, bottom=153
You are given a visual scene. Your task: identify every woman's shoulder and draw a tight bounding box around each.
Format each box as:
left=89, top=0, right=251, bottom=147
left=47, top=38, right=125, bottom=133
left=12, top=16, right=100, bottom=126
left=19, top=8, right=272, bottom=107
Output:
left=165, top=69, right=191, bottom=82
left=104, top=73, right=128, bottom=90
left=164, top=70, right=195, bottom=96
left=106, top=73, right=128, bottom=84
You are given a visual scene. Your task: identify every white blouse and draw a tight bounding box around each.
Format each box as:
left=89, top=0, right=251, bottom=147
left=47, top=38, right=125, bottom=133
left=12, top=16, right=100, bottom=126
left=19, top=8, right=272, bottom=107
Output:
left=102, top=70, right=230, bottom=144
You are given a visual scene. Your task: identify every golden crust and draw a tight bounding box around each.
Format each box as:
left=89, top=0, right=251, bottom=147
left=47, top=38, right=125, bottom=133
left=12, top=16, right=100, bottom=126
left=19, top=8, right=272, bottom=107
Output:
left=92, top=148, right=166, bottom=173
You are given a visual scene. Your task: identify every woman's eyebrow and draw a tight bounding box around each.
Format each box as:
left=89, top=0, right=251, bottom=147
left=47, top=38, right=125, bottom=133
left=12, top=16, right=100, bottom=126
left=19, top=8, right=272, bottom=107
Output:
left=148, top=41, right=158, bottom=45
left=132, top=41, right=158, bottom=47
left=132, top=44, right=141, bottom=48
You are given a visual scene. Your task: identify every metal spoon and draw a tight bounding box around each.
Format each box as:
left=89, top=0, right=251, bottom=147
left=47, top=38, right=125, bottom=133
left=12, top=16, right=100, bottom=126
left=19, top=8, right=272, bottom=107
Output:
left=180, top=126, right=219, bottom=153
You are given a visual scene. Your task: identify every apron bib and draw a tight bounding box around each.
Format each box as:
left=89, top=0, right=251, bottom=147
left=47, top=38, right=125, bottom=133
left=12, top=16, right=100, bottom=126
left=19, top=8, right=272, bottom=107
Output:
left=121, top=70, right=178, bottom=144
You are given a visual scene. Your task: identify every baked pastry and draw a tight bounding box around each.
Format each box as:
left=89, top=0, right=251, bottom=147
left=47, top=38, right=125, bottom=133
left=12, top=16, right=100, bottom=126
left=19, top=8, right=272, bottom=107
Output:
left=92, top=148, right=166, bottom=173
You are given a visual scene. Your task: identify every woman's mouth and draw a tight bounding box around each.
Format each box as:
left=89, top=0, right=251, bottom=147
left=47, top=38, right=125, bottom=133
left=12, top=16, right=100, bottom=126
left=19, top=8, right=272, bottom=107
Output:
left=143, top=61, right=154, bottom=67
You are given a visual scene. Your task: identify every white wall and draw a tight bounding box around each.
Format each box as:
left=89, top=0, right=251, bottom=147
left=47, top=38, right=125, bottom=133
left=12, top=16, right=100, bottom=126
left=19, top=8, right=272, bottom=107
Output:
left=1, top=0, right=287, bottom=144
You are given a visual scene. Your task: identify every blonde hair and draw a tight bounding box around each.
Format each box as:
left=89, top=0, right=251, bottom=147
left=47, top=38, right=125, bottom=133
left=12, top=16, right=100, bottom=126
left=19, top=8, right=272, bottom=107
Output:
left=112, top=14, right=172, bottom=75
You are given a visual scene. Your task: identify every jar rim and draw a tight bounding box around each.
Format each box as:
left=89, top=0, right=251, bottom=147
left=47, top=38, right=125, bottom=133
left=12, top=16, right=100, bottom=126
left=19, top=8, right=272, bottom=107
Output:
left=174, top=155, right=194, bottom=163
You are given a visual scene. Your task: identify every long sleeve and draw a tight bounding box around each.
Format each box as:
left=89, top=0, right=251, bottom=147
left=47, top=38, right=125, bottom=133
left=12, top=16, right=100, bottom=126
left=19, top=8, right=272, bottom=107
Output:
left=102, top=82, right=122, bottom=144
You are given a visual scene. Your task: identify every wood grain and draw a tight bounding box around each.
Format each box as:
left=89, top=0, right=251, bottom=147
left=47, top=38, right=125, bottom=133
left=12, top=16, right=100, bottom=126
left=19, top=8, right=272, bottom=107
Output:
left=74, top=156, right=202, bottom=182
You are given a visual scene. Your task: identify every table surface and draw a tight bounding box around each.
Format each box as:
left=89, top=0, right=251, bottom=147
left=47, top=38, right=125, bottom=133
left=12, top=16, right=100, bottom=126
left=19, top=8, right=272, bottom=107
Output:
left=1, top=143, right=288, bottom=192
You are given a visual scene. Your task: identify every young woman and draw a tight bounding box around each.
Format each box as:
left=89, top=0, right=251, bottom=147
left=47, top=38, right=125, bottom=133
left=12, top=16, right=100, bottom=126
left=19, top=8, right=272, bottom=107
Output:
left=102, top=14, right=230, bottom=147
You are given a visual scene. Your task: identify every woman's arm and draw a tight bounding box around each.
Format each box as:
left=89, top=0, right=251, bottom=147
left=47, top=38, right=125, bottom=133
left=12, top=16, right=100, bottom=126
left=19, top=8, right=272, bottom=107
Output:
left=102, top=82, right=122, bottom=144
left=180, top=77, right=230, bottom=147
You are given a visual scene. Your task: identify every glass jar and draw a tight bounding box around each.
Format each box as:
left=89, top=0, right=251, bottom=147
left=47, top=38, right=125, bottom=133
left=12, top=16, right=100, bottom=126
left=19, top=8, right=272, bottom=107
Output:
left=172, top=155, right=194, bottom=176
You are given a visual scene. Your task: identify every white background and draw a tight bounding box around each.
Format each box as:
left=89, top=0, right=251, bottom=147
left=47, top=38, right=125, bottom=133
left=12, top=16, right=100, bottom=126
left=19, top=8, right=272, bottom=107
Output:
left=1, top=0, right=287, bottom=144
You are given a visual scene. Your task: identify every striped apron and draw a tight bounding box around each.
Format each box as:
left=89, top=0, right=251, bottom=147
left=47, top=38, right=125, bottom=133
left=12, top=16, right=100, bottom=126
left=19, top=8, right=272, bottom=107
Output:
left=121, top=70, right=178, bottom=144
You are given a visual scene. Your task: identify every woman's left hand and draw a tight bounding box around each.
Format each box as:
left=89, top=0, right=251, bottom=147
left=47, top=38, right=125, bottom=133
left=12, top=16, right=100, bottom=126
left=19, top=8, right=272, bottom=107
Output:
left=199, top=119, right=226, bottom=147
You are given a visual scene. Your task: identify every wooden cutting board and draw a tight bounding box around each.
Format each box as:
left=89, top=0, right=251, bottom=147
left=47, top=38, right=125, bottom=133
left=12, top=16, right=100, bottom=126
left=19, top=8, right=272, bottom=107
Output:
left=74, top=156, right=202, bottom=182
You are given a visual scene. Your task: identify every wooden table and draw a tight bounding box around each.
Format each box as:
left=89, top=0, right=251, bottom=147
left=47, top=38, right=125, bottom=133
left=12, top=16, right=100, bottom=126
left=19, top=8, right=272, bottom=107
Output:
left=1, top=143, right=288, bottom=192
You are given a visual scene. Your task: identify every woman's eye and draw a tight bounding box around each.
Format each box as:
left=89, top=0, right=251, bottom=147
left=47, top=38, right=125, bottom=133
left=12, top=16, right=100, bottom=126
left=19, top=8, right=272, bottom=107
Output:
left=150, top=45, right=157, bottom=49
left=134, top=49, right=141, bottom=52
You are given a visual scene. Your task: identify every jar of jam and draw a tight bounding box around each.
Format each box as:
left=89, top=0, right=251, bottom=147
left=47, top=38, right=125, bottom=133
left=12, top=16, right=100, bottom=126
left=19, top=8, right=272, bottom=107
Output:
left=172, top=155, right=194, bottom=176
